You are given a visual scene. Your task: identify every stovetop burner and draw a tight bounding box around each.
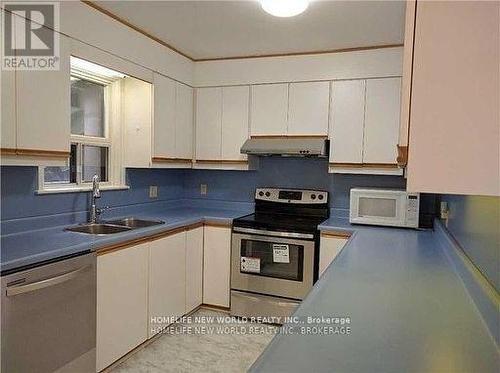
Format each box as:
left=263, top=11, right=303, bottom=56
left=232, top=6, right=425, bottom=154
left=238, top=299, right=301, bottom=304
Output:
left=233, top=188, right=329, bottom=234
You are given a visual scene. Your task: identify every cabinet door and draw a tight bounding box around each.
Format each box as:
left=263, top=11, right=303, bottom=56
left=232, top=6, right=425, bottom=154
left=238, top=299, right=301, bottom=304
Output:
left=250, top=84, right=288, bottom=136
left=16, top=32, right=70, bottom=153
left=222, top=86, right=249, bottom=161
left=408, top=1, right=499, bottom=196
left=153, top=73, right=176, bottom=158
left=186, top=226, right=204, bottom=313
left=319, top=235, right=348, bottom=277
left=195, top=87, right=222, bottom=160
left=329, top=80, right=366, bottom=164
left=97, top=243, right=148, bottom=371
left=203, top=225, right=231, bottom=307
left=363, top=78, right=401, bottom=164
left=149, top=232, right=186, bottom=337
left=122, top=77, right=153, bottom=168
left=1, top=68, right=16, bottom=150
left=288, top=81, right=330, bottom=135
left=175, top=83, right=194, bottom=159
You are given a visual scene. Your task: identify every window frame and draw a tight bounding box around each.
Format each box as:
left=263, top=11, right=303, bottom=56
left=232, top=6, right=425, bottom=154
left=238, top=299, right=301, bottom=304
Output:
left=38, top=59, right=128, bottom=194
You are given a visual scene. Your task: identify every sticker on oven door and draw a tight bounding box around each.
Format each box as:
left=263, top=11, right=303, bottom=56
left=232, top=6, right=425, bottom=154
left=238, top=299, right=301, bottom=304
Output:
left=273, top=244, right=290, bottom=263
left=241, top=257, right=260, bottom=273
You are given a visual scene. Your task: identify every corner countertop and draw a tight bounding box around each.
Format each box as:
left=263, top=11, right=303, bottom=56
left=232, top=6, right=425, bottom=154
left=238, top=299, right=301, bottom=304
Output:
left=250, top=217, right=499, bottom=373
left=1, top=207, right=251, bottom=275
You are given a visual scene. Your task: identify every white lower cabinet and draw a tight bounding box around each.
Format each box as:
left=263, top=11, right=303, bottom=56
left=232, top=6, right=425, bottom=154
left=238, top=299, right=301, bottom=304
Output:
left=97, top=224, right=231, bottom=370
left=96, top=243, right=149, bottom=372
left=319, top=234, right=348, bottom=277
left=149, top=232, right=186, bottom=338
left=203, top=225, right=232, bottom=307
left=186, top=226, right=204, bottom=313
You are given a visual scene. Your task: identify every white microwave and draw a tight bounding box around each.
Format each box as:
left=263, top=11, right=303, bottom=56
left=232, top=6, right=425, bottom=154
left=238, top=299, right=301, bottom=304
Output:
left=349, top=188, right=419, bottom=228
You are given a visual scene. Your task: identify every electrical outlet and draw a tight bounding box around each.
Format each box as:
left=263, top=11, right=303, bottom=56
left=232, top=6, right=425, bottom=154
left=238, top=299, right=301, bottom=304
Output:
left=200, top=184, right=207, bottom=195
left=149, top=185, right=158, bottom=198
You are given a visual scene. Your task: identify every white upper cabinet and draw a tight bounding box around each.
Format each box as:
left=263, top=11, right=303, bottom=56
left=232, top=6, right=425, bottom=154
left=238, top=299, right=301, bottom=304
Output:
left=250, top=84, right=288, bottom=136
left=329, top=80, right=366, bottom=164
left=221, top=86, right=249, bottom=161
left=1, top=69, right=16, bottom=150
left=329, top=78, right=402, bottom=174
left=122, top=77, right=152, bottom=168
left=288, top=81, right=330, bottom=135
left=153, top=73, right=176, bottom=158
left=407, top=1, right=499, bottom=196
left=195, top=85, right=250, bottom=164
left=16, top=32, right=71, bottom=154
left=364, top=78, right=401, bottom=164
left=195, top=87, right=223, bottom=160
left=152, top=75, right=193, bottom=163
left=175, top=83, right=194, bottom=160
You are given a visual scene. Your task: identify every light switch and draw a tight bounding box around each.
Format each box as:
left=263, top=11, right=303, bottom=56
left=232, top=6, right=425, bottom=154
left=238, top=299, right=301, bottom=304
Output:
left=149, top=185, right=158, bottom=198
left=200, top=184, right=207, bottom=195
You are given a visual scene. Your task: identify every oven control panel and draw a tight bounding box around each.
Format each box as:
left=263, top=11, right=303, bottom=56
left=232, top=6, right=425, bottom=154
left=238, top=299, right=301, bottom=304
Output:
left=255, top=188, right=328, bottom=204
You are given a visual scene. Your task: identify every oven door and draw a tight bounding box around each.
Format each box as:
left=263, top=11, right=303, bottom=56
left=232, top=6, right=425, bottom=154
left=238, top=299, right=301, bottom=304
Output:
left=231, top=228, right=315, bottom=300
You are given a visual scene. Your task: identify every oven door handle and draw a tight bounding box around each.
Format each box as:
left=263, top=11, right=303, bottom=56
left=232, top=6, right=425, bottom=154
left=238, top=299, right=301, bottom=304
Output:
left=232, top=227, right=314, bottom=240
left=6, top=265, right=90, bottom=297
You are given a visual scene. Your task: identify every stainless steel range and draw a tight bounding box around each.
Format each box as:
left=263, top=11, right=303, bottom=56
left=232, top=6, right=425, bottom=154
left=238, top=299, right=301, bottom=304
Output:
left=231, top=188, right=329, bottom=322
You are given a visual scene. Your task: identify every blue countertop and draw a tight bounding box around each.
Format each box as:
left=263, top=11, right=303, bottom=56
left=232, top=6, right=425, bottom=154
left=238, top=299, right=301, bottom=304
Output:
left=251, top=217, right=499, bottom=372
left=2, top=209, right=498, bottom=372
left=1, top=206, right=250, bottom=274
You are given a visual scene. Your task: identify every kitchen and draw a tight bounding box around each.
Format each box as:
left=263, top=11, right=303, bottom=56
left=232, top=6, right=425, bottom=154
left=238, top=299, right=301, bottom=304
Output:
left=0, top=1, right=499, bottom=372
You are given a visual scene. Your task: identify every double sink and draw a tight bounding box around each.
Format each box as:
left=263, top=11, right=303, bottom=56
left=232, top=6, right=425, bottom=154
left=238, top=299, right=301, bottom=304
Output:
left=66, top=218, right=165, bottom=235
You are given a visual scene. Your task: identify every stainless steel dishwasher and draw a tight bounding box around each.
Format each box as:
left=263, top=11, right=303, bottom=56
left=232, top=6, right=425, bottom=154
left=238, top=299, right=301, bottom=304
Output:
left=1, top=252, right=96, bottom=373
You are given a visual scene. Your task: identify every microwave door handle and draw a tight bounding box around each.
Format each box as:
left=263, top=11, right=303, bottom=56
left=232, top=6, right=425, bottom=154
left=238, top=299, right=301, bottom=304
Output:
left=6, top=265, right=90, bottom=297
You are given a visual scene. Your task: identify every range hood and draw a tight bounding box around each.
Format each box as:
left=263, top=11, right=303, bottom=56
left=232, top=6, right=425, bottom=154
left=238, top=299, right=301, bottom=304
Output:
left=240, top=137, right=329, bottom=157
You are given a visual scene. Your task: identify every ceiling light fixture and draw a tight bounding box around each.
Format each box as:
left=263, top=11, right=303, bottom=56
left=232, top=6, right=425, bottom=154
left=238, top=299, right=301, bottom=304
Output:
left=260, top=0, right=309, bottom=18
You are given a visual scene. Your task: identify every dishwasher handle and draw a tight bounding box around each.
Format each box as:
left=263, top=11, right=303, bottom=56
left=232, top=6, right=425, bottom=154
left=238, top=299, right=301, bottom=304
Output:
left=6, top=265, right=91, bottom=297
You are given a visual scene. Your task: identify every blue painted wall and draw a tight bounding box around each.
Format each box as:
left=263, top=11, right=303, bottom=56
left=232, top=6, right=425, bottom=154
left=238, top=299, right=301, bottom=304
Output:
left=440, top=195, right=500, bottom=293
left=1, top=159, right=406, bottom=221
left=184, top=157, right=407, bottom=210
left=1, top=166, right=185, bottom=221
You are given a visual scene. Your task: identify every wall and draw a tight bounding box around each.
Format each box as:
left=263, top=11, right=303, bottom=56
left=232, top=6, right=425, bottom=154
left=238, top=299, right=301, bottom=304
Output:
left=1, top=159, right=407, bottom=222
left=0, top=166, right=184, bottom=221
left=441, top=195, right=500, bottom=293
left=185, top=157, right=407, bottom=212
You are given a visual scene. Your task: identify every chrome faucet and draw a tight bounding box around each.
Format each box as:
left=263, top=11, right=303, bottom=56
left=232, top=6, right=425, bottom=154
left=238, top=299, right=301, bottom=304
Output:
left=90, top=175, right=109, bottom=223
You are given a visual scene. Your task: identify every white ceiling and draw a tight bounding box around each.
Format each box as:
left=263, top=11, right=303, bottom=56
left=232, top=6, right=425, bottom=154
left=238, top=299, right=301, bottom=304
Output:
left=94, top=1, right=406, bottom=60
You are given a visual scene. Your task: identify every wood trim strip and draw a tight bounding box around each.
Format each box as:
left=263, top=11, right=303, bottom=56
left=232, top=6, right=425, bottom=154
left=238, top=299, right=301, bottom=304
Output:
left=195, top=159, right=248, bottom=164
left=0, top=148, right=17, bottom=156
left=81, top=1, right=194, bottom=61
left=97, top=221, right=204, bottom=256
left=152, top=157, right=192, bottom=163
left=196, top=44, right=404, bottom=62
left=321, top=231, right=352, bottom=239
left=396, top=145, right=408, bottom=168
left=79, top=3, right=403, bottom=63
left=1, top=148, right=70, bottom=158
left=329, top=162, right=399, bottom=169
left=250, top=135, right=328, bottom=139
left=203, top=221, right=232, bottom=228
left=201, top=304, right=231, bottom=312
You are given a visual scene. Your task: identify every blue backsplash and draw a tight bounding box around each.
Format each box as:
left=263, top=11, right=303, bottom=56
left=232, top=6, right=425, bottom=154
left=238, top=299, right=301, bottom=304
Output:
left=440, top=194, right=500, bottom=293
left=1, top=158, right=406, bottom=222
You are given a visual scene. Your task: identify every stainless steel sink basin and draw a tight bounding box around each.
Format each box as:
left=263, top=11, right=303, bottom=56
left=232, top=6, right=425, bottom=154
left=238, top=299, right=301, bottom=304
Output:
left=65, top=223, right=132, bottom=235
left=105, top=218, right=165, bottom=229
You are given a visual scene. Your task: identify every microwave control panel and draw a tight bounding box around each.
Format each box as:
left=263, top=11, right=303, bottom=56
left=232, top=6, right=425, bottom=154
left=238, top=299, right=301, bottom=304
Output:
left=405, top=194, right=420, bottom=227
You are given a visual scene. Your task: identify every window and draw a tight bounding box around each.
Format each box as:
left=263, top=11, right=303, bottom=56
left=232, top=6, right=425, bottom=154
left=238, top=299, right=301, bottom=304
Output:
left=40, top=57, right=127, bottom=193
